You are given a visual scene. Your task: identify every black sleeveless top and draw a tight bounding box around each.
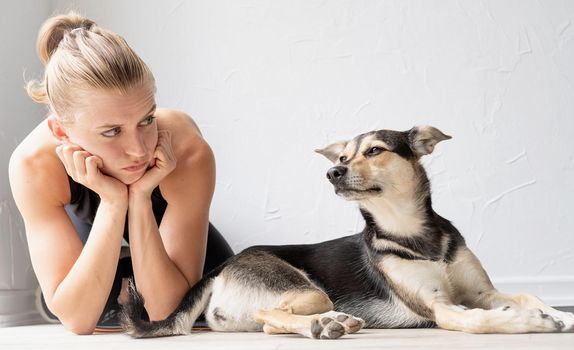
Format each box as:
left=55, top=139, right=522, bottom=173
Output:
left=65, top=175, right=168, bottom=243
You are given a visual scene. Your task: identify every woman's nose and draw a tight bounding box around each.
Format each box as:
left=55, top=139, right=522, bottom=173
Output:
left=124, top=133, right=147, bottom=158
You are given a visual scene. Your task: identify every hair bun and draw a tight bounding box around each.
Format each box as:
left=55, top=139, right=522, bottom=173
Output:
left=36, top=11, right=95, bottom=65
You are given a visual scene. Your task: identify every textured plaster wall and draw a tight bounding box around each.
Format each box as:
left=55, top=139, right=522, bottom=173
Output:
left=0, top=0, right=52, bottom=325
left=5, top=0, right=574, bottom=310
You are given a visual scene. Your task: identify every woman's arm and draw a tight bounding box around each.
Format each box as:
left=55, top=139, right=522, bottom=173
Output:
left=127, top=191, right=194, bottom=320
left=9, top=147, right=128, bottom=334
left=50, top=199, right=127, bottom=332
left=127, top=112, right=215, bottom=320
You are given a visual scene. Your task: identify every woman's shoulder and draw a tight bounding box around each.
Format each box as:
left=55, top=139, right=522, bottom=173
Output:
left=154, top=108, right=213, bottom=162
left=155, top=109, right=215, bottom=196
left=9, top=120, right=69, bottom=204
left=11, top=119, right=59, bottom=166
left=154, top=108, right=202, bottom=139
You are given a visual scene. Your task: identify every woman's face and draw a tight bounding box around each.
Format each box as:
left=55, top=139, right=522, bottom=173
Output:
left=64, top=85, right=158, bottom=185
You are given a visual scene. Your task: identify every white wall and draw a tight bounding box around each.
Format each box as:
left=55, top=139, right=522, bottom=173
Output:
left=2, top=0, right=572, bottom=325
left=0, top=1, right=52, bottom=326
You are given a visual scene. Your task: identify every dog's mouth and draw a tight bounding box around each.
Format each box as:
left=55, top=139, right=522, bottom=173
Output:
left=335, top=186, right=382, bottom=195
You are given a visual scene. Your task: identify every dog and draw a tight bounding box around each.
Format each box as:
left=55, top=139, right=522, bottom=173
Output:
left=122, top=126, right=574, bottom=339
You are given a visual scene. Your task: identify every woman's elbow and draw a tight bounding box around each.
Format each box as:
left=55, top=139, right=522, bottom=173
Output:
left=47, top=297, right=98, bottom=334
left=60, top=317, right=97, bottom=335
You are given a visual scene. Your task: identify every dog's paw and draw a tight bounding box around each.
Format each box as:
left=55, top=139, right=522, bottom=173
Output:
left=486, top=307, right=563, bottom=333
left=547, top=310, right=574, bottom=332
left=311, top=317, right=347, bottom=339
left=319, top=311, right=364, bottom=334
left=524, top=309, right=564, bottom=332
left=255, top=308, right=363, bottom=339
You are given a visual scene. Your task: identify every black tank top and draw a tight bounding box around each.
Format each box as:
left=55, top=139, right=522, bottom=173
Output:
left=65, top=175, right=168, bottom=243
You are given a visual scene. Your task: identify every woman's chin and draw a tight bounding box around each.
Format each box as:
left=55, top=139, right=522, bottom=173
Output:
left=123, top=174, right=145, bottom=185
left=113, top=171, right=146, bottom=185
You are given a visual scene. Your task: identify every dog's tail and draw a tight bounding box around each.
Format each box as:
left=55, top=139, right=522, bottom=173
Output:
left=121, top=263, right=226, bottom=338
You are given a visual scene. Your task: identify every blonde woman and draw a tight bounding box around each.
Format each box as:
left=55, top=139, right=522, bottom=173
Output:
left=9, top=12, right=233, bottom=334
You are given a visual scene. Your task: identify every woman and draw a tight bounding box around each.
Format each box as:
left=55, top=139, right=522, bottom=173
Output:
left=9, top=12, right=233, bottom=334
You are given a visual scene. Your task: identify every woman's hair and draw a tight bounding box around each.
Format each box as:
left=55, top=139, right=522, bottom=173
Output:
left=26, top=11, right=155, bottom=124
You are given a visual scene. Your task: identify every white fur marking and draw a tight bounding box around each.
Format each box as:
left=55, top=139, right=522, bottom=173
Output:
left=206, top=276, right=283, bottom=332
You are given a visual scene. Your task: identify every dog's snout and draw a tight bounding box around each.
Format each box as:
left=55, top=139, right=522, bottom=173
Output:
left=326, top=166, right=347, bottom=184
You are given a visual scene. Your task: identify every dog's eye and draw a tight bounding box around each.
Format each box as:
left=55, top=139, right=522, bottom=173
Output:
left=339, top=155, right=347, bottom=163
left=366, top=147, right=384, bottom=156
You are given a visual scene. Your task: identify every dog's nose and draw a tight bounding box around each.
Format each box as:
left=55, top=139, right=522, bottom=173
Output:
left=326, top=166, right=347, bottom=184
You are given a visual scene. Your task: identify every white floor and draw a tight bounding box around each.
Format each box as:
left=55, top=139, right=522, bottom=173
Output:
left=1, top=324, right=573, bottom=350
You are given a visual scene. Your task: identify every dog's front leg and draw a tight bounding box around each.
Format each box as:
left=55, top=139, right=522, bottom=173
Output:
left=380, top=255, right=564, bottom=333
left=446, top=247, right=574, bottom=332
left=481, top=292, right=574, bottom=332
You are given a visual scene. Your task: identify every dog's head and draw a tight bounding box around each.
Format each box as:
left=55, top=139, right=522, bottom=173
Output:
left=315, top=126, right=451, bottom=201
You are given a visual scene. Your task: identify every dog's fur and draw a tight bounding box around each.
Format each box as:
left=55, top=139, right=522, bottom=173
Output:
left=122, top=126, right=574, bottom=339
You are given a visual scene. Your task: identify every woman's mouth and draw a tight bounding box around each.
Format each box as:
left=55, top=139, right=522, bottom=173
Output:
left=123, top=162, right=148, bottom=172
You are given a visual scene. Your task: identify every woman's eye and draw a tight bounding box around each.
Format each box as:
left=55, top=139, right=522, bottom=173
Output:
left=140, top=116, right=156, bottom=126
left=101, top=127, right=121, bottom=137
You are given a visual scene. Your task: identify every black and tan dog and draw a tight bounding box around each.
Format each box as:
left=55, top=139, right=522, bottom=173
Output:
left=122, top=126, right=574, bottom=339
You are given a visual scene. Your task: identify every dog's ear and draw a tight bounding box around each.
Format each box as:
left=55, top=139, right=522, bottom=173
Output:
left=407, top=126, right=451, bottom=157
left=315, top=140, right=348, bottom=163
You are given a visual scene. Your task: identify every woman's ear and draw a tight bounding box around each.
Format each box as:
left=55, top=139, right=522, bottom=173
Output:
left=47, top=116, right=70, bottom=142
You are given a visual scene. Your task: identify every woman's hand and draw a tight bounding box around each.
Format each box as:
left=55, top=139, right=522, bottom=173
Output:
left=55, top=142, right=128, bottom=204
left=129, top=130, right=177, bottom=197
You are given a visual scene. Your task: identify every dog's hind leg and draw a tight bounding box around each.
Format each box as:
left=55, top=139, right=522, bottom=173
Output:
left=274, top=288, right=363, bottom=334
left=276, top=289, right=333, bottom=315
left=262, top=324, right=290, bottom=334
left=254, top=288, right=364, bottom=339
left=254, top=308, right=364, bottom=339
left=259, top=289, right=333, bottom=335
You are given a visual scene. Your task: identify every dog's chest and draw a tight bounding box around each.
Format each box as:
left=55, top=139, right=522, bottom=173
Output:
left=369, top=230, right=451, bottom=261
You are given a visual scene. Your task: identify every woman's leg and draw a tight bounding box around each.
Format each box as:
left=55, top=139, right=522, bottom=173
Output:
left=202, top=223, right=234, bottom=275
left=192, top=223, right=233, bottom=328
